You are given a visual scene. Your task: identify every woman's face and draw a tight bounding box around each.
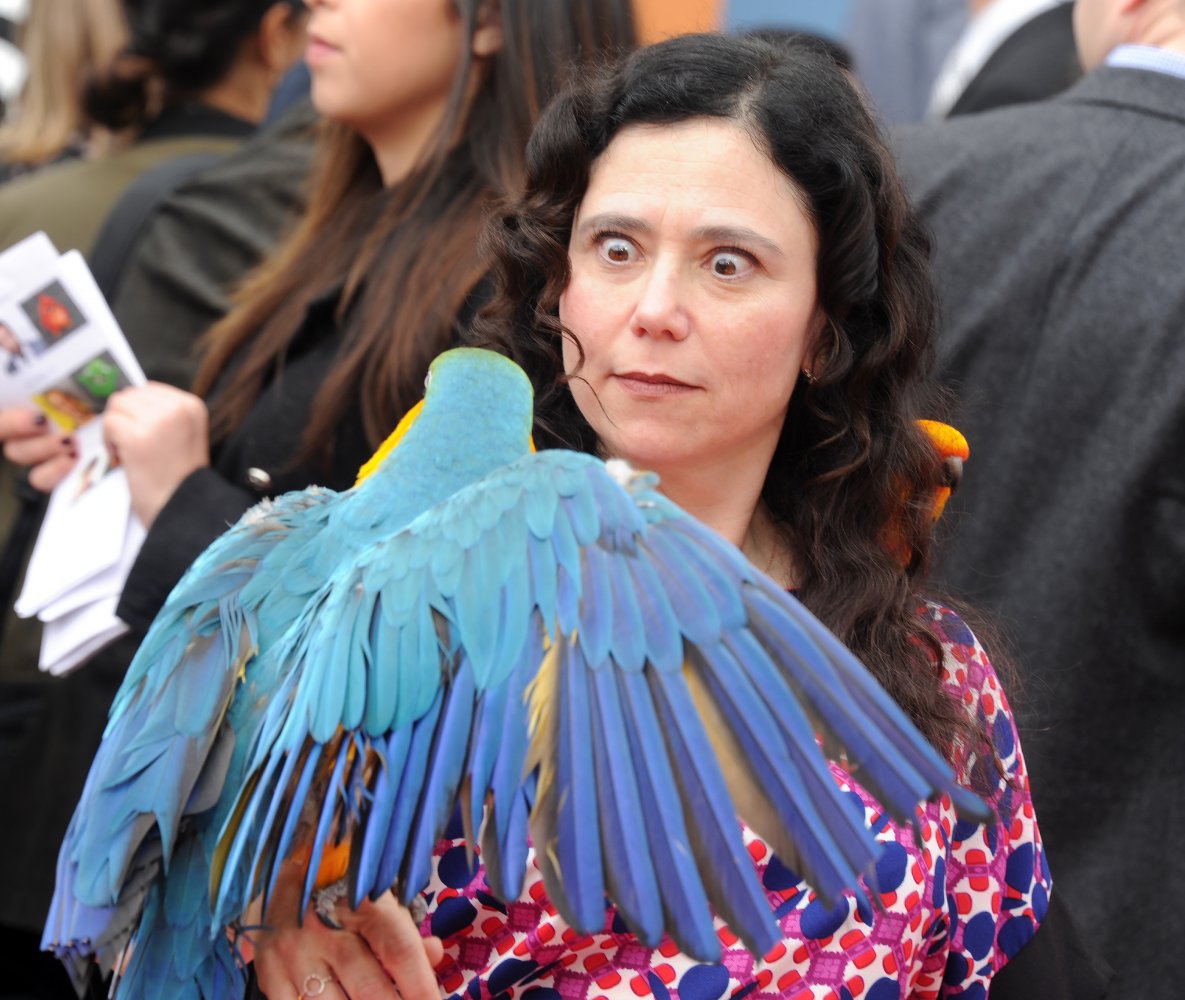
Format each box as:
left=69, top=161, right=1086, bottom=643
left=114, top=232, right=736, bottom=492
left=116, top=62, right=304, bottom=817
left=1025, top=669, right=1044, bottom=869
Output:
left=303, top=0, right=466, bottom=140
left=559, top=118, right=825, bottom=482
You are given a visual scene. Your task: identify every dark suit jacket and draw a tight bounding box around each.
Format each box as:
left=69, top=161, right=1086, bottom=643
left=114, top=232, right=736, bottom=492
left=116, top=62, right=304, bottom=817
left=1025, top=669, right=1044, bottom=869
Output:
left=947, top=2, right=1080, bottom=116
left=893, top=66, right=1185, bottom=998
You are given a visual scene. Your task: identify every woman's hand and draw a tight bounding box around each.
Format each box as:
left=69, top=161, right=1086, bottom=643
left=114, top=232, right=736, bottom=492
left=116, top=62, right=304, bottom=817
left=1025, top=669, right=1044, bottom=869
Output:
left=0, top=407, right=76, bottom=491
left=252, top=884, right=445, bottom=1000
left=102, top=383, right=210, bottom=528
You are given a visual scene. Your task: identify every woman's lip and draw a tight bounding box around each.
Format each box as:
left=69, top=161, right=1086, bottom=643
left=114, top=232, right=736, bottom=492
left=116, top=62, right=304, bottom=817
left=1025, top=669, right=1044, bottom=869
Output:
left=305, top=37, right=339, bottom=64
left=613, top=372, right=698, bottom=396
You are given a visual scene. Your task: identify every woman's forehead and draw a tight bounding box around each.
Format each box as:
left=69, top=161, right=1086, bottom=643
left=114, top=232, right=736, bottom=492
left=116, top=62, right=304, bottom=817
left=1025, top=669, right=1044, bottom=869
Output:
left=576, top=119, right=813, bottom=241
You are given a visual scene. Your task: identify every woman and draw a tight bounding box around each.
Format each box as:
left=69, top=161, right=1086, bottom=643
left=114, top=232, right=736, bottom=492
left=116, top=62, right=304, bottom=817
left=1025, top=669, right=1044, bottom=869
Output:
left=0, top=0, right=127, bottom=183
left=255, top=33, right=1051, bottom=998
left=0, top=0, right=308, bottom=252
left=0, top=3, right=634, bottom=994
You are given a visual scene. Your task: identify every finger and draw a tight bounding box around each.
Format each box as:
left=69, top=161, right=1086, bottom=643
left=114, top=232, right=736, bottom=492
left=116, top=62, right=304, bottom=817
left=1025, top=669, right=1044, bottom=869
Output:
left=250, top=930, right=319, bottom=1000
left=327, top=932, right=398, bottom=1000
left=0, top=408, right=51, bottom=441
left=29, top=453, right=78, bottom=492
left=4, top=432, right=73, bottom=467
left=345, top=895, right=440, bottom=998
left=422, top=935, right=444, bottom=968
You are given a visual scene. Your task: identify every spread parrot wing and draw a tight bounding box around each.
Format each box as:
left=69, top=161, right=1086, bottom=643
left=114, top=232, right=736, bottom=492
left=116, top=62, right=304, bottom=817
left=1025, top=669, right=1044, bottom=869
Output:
left=43, top=485, right=340, bottom=968
left=216, top=450, right=989, bottom=962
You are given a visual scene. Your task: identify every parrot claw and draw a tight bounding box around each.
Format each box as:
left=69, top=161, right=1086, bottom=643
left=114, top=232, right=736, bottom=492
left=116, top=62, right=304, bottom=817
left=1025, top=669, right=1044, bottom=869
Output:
left=312, top=879, right=348, bottom=929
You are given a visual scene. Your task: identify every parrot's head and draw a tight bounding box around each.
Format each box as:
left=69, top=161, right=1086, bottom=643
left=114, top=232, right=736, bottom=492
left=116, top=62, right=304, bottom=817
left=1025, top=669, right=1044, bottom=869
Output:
left=355, top=348, right=535, bottom=486
left=917, top=419, right=969, bottom=523
left=883, top=420, right=970, bottom=568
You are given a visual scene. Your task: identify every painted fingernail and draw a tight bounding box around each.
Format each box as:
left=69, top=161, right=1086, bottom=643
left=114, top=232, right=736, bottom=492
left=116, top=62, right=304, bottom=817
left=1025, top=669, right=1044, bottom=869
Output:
left=33, top=413, right=48, bottom=426
left=68, top=448, right=78, bottom=460
left=60, top=436, right=73, bottom=447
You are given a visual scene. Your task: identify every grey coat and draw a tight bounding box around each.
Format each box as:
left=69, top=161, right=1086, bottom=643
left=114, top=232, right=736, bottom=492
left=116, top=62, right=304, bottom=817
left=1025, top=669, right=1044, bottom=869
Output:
left=893, top=65, right=1185, bottom=998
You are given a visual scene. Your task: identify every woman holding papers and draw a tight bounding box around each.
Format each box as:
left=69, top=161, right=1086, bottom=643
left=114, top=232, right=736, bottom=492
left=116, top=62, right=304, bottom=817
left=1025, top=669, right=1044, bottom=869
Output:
left=0, top=1, right=634, bottom=994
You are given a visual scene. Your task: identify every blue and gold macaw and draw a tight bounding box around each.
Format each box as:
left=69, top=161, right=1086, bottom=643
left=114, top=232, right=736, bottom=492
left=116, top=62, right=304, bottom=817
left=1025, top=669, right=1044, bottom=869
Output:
left=43, top=348, right=988, bottom=998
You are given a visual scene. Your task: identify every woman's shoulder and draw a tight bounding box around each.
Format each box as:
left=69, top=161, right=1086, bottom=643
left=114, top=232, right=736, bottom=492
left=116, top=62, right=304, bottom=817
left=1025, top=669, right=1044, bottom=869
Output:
left=918, top=601, right=1009, bottom=717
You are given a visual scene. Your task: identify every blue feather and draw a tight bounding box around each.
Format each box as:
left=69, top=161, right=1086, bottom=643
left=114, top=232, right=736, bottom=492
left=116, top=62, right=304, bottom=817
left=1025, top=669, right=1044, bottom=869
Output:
left=261, top=742, right=323, bottom=914
left=691, top=640, right=877, bottom=902
left=621, top=555, right=684, bottom=673
left=614, top=669, right=720, bottom=959
left=578, top=544, right=616, bottom=668
left=401, top=657, right=476, bottom=894
left=378, top=686, right=443, bottom=899
left=551, top=640, right=605, bottom=932
left=646, top=667, right=780, bottom=958
left=300, top=737, right=354, bottom=914
left=352, top=725, right=413, bottom=905
left=587, top=664, right=663, bottom=943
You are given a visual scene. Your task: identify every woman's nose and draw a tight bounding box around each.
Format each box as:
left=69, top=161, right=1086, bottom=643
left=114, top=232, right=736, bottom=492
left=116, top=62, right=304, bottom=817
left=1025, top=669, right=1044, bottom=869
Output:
left=629, top=261, right=690, bottom=341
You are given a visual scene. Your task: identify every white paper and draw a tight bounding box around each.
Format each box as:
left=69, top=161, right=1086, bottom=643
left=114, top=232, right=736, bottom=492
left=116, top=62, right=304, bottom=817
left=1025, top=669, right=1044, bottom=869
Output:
left=15, top=423, right=132, bottom=616
left=38, top=596, right=129, bottom=677
left=2, top=232, right=150, bottom=675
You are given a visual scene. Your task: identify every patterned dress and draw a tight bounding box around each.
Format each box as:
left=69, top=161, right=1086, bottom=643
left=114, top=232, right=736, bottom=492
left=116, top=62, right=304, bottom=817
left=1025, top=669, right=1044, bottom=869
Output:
left=418, top=605, right=1049, bottom=999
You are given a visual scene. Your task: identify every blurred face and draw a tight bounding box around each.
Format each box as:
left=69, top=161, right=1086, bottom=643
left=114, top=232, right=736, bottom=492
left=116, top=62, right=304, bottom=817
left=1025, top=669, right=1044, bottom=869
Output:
left=304, top=0, right=465, bottom=138
left=559, top=119, right=824, bottom=482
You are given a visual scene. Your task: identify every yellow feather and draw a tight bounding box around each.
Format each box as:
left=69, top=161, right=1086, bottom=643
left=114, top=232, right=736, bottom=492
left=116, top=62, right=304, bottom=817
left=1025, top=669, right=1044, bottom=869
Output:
left=524, top=632, right=563, bottom=806
left=354, top=399, right=424, bottom=486
left=354, top=397, right=535, bottom=488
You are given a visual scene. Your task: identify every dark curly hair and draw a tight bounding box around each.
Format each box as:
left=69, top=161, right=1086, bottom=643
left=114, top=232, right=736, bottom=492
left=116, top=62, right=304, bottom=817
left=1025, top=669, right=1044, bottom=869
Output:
left=83, top=0, right=303, bottom=130
left=477, top=32, right=984, bottom=764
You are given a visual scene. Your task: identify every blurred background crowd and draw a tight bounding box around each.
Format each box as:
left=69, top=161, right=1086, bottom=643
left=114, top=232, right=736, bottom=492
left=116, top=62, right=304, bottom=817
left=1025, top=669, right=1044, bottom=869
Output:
left=0, top=0, right=1180, bottom=997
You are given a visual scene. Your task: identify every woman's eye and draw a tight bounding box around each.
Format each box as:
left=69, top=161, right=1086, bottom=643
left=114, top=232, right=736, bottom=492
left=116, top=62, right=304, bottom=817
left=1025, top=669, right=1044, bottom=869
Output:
left=597, top=236, right=635, bottom=264
left=710, top=251, right=754, bottom=278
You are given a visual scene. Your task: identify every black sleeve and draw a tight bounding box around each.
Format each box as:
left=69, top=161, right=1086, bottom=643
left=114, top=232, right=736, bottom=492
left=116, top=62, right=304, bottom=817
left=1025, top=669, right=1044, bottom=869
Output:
left=989, top=888, right=1114, bottom=998
left=115, top=466, right=257, bottom=634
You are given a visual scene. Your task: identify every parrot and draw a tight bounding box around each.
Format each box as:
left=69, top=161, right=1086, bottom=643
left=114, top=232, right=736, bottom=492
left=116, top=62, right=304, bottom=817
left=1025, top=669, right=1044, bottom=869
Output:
left=917, top=418, right=969, bottom=523
left=42, top=347, right=990, bottom=998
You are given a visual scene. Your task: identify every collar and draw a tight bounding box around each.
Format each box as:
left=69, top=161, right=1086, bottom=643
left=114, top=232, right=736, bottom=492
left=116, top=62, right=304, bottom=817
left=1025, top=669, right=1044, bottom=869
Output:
left=139, top=102, right=256, bottom=142
left=1105, top=44, right=1185, bottom=82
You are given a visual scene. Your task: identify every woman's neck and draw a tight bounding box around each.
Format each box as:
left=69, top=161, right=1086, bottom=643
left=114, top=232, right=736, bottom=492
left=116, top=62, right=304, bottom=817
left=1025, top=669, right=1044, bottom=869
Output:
left=198, top=61, right=273, bottom=126
left=652, top=460, right=795, bottom=587
left=363, top=96, right=453, bottom=187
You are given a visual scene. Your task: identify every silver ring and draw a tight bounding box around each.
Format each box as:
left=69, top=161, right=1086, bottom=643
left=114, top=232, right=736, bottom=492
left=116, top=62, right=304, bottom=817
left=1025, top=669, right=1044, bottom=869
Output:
left=302, top=972, right=335, bottom=997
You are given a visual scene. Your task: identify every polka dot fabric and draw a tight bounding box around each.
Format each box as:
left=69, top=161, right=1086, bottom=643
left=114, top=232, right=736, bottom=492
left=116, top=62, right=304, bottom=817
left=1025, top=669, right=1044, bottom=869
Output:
left=418, top=605, right=1048, bottom=998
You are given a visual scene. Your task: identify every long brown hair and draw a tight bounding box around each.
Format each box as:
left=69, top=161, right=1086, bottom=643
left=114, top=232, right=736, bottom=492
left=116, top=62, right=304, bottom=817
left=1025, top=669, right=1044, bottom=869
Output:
left=478, top=32, right=988, bottom=764
left=195, top=0, right=636, bottom=466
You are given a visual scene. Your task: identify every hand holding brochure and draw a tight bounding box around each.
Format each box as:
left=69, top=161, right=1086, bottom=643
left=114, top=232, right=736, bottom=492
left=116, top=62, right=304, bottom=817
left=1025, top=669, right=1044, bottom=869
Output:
left=0, top=233, right=147, bottom=675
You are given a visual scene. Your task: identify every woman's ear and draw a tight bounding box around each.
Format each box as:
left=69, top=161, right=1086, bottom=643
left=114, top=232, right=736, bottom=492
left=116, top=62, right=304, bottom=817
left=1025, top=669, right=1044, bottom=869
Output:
left=472, top=1, right=504, bottom=58
left=259, top=1, right=309, bottom=78
left=805, top=306, right=830, bottom=372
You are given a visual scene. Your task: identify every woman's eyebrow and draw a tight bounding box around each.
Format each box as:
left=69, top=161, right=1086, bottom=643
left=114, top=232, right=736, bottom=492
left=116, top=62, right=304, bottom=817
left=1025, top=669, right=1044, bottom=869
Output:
left=692, top=225, right=786, bottom=259
left=575, top=213, right=650, bottom=237
left=576, top=215, right=786, bottom=260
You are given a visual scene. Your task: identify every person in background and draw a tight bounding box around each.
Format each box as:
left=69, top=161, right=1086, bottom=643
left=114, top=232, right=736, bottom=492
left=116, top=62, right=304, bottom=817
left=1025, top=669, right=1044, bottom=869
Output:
left=892, top=0, right=1185, bottom=993
left=0, top=0, right=127, bottom=184
left=107, top=100, right=319, bottom=389
left=0, top=2, right=306, bottom=995
left=927, top=0, right=1080, bottom=117
left=844, top=0, right=970, bottom=123
left=0, top=0, right=27, bottom=121
left=249, top=31, right=1059, bottom=999
left=0, top=0, right=307, bottom=254
left=0, top=2, right=635, bottom=995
